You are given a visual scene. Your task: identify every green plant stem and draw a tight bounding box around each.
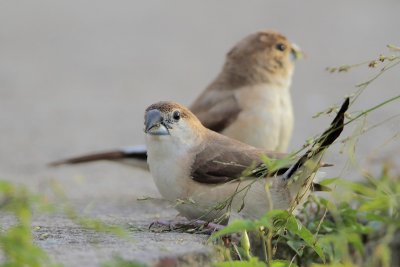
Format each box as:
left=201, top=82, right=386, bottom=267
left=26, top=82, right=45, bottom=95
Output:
left=266, top=230, right=273, bottom=263
left=345, top=94, right=400, bottom=126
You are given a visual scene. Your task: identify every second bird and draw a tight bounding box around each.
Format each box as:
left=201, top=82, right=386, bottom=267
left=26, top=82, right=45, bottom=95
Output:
left=51, top=30, right=302, bottom=167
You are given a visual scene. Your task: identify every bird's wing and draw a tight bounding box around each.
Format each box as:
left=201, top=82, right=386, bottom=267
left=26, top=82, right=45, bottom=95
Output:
left=190, top=89, right=241, bottom=133
left=190, top=97, right=349, bottom=185
left=190, top=134, right=287, bottom=184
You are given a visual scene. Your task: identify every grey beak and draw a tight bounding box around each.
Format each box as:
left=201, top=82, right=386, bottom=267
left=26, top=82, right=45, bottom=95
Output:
left=145, top=109, right=163, bottom=132
left=145, top=109, right=170, bottom=135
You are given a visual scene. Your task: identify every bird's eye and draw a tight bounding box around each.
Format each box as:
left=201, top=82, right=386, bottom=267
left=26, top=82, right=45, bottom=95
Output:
left=275, top=43, right=286, bottom=52
left=173, top=110, right=181, bottom=121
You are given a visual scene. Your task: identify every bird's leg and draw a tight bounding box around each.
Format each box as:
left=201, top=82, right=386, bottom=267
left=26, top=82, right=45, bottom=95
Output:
left=149, top=219, right=224, bottom=234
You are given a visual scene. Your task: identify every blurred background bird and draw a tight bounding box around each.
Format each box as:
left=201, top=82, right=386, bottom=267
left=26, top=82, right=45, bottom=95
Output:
left=50, top=30, right=302, bottom=168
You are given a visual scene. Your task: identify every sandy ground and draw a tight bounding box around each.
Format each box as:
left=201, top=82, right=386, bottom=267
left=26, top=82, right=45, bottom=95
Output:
left=0, top=1, right=399, bottom=266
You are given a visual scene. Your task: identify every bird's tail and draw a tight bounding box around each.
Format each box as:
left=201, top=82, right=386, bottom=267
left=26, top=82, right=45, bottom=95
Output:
left=49, top=144, right=148, bottom=170
left=282, top=97, right=349, bottom=207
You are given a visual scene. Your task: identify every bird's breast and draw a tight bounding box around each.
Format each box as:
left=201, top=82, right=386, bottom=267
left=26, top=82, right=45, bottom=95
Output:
left=222, top=84, right=294, bottom=152
left=146, top=135, right=208, bottom=207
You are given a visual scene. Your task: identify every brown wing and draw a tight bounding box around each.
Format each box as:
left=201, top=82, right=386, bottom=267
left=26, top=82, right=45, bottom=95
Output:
left=190, top=132, right=287, bottom=184
left=190, top=89, right=241, bottom=133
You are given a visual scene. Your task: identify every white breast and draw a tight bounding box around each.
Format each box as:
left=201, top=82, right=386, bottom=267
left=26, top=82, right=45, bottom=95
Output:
left=222, top=84, right=294, bottom=152
left=146, top=135, right=191, bottom=202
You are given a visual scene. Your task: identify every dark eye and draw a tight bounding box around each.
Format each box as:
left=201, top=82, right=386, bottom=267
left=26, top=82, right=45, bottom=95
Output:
left=275, top=43, right=286, bottom=52
left=173, top=110, right=181, bottom=121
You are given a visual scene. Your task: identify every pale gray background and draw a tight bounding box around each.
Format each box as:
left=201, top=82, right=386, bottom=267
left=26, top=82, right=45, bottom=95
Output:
left=0, top=1, right=399, bottom=266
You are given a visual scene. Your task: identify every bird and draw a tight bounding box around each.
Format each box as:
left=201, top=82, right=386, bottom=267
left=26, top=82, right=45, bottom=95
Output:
left=50, top=30, right=302, bottom=168
left=144, top=99, right=349, bottom=223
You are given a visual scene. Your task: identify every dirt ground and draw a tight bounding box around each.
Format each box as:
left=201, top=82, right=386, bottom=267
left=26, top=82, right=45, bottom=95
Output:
left=0, top=1, right=399, bottom=266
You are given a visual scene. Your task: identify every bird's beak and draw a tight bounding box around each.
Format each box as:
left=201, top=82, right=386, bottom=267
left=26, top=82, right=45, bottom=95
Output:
left=290, top=43, right=303, bottom=61
left=145, top=109, right=170, bottom=136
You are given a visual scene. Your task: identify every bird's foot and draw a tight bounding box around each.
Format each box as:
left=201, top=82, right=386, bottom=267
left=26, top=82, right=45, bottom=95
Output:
left=149, top=219, right=224, bottom=234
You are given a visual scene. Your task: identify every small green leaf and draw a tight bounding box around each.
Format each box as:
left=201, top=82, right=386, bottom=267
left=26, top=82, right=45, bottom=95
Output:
left=286, top=215, right=325, bottom=262
left=337, top=180, right=376, bottom=197
left=210, top=220, right=257, bottom=239
left=347, top=232, right=364, bottom=255
left=319, top=177, right=340, bottom=186
left=359, top=197, right=389, bottom=212
left=259, top=209, right=289, bottom=227
left=240, top=230, right=251, bottom=260
left=214, top=257, right=267, bottom=267
left=102, top=255, right=148, bottom=267
left=287, top=240, right=304, bottom=256
left=270, top=260, right=299, bottom=267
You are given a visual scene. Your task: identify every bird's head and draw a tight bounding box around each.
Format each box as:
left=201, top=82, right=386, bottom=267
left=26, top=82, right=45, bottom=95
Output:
left=225, top=30, right=302, bottom=85
left=144, top=101, right=204, bottom=146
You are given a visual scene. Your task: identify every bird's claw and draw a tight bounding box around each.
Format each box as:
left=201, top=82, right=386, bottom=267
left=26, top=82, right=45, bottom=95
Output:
left=149, top=219, right=224, bottom=234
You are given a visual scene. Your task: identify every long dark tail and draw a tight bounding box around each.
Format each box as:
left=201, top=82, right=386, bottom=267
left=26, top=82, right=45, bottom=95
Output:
left=283, top=97, right=349, bottom=180
left=49, top=145, right=148, bottom=166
